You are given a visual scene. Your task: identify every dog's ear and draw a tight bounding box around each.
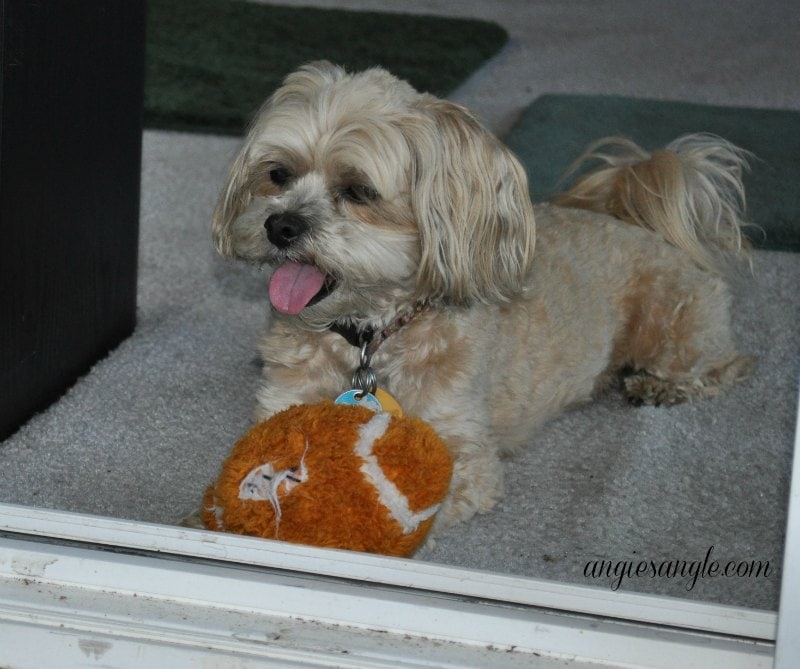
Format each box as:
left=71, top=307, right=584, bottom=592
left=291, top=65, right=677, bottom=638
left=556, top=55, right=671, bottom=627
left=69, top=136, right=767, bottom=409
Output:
left=212, top=61, right=348, bottom=257
left=212, top=147, right=252, bottom=257
left=405, top=98, right=535, bottom=304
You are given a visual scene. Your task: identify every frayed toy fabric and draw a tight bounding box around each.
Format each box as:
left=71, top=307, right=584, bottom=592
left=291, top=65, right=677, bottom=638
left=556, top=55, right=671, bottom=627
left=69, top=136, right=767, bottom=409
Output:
left=202, top=402, right=453, bottom=557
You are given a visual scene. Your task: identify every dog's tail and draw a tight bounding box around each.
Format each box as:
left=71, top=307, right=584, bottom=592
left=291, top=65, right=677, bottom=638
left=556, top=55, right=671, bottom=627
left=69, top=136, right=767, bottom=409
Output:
left=551, top=133, right=753, bottom=273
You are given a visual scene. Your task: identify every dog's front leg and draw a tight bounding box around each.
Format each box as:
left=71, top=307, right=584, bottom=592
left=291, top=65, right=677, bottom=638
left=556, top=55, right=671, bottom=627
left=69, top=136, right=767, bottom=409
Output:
left=423, top=411, right=504, bottom=528
left=252, top=373, right=332, bottom=423
left=253, top=328, right=353, bottom=422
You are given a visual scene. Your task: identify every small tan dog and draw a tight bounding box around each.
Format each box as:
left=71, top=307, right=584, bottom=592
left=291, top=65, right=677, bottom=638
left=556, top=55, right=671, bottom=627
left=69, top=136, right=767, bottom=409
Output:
left=209, top=61, right=753, bottom=527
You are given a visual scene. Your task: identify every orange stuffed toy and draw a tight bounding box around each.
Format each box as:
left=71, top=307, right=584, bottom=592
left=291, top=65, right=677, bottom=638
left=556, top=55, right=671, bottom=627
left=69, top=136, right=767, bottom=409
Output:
left=202, top=402, right=453, bottom=557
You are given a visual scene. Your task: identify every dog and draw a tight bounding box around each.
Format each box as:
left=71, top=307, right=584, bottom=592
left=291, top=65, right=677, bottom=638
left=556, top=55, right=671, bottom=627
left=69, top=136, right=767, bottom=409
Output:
left=207, top=61, right=754, bottom=527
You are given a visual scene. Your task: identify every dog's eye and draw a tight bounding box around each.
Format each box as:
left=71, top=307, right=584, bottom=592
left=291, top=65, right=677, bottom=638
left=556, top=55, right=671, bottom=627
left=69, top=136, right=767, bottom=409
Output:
left=269, top=167, right=291, bottom=187
left=341, top=184, right=378, bottom=204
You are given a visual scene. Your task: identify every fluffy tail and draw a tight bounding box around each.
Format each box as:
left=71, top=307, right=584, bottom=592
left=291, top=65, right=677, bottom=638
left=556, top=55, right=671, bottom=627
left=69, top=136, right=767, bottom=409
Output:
left=551, top=133, right=753, bottom=273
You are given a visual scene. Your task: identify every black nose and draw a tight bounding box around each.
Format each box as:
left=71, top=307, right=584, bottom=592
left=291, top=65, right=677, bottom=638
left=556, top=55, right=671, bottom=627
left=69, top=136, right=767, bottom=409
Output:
left=265, top=213, right=310, bottom=249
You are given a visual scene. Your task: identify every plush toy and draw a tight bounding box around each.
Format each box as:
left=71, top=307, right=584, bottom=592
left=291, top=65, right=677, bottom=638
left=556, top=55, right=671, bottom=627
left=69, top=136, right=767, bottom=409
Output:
left=202, top=401, right=453, bottom=557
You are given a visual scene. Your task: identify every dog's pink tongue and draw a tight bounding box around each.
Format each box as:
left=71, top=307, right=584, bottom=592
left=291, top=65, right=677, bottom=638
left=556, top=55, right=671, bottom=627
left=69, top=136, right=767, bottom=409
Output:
left=268, top=261, right=326, bottom=315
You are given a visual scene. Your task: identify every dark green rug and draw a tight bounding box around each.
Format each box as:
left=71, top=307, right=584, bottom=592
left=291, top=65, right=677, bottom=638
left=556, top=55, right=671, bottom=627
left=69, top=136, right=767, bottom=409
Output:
left=145, top=0, right=507, bottom=135
left=506, top=95, right=800, bottom=252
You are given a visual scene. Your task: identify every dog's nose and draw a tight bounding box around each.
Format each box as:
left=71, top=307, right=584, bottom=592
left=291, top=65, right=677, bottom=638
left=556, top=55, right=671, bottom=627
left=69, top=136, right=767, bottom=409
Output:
left=265, top=213, right=309, bottom=249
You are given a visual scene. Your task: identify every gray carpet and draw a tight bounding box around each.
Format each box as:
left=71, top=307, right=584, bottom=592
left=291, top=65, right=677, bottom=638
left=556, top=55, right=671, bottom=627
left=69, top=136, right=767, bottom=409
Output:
left=2, top=0, right=799, bottom=613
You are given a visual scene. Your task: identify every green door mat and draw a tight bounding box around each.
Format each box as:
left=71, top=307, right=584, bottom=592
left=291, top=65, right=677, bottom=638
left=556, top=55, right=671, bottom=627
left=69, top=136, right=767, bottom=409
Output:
left=146, top=0, right=507, bottom=135
left=505, top=95, right=800, bottom=252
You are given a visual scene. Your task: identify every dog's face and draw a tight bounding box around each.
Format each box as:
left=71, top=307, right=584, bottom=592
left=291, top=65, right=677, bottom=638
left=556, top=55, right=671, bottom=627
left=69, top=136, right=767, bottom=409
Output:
left=213, top=62, right=535, bottom=330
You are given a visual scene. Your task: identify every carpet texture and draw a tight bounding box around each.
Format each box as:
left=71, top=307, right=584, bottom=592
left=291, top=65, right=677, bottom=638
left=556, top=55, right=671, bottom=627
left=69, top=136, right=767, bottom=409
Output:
left=145, top=0, right=507, bottom=134
left=505, top=94, right=800, bottom=252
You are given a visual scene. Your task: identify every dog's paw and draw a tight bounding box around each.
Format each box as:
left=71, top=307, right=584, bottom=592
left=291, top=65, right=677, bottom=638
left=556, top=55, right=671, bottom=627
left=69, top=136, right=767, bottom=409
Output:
left=436, top=455, right=503, bottom=526
left=624, top=354, right=755, bottom=407
left=624, top=371, right=688, bottom=406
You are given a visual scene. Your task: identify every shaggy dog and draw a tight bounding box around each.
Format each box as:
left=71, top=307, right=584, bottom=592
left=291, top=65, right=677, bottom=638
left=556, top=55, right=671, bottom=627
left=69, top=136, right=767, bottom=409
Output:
left=206, top=61, right=753, bottom=527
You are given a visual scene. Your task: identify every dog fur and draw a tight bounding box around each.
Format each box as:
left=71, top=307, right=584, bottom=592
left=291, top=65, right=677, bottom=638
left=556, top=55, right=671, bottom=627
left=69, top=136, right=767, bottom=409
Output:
left=209, top=62, right=754, bottom=527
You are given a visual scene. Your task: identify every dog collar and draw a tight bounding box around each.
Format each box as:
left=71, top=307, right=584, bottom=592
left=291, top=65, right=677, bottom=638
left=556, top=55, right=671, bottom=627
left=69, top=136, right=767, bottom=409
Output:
left=328, top=320, right=368, bottom=349
left=329, top=301, right=429, bottom=355
left=331, top=302, right=429, bottom=399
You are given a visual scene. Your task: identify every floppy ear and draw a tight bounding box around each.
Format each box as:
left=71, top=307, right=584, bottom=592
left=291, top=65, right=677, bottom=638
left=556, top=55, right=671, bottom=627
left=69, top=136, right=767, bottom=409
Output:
left=405, top=98, right=535, bottom=304
left=212, top=61, right=348, bottom=257
left=212, top=147, right=253, bottom=258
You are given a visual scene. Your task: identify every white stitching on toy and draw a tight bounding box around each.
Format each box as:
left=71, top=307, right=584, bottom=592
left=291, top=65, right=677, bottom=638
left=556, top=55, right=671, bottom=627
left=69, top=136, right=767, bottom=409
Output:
left=354, top=412, right=440, bottom=534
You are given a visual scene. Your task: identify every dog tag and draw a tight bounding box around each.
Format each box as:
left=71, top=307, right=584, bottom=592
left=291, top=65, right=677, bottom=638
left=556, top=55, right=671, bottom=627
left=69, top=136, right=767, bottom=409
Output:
left=374, top=388, right=403, bottom=417
left=335, top=389, right=383, bottom=412
left=334, top=388, right=404, bottom=417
